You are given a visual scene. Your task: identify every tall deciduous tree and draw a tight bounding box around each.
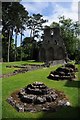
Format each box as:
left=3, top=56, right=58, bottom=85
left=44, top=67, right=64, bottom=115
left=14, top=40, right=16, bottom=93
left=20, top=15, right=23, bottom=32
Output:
left=51, top=16, right=80, bottom=59
left=58, top=16, right=79, bottom=59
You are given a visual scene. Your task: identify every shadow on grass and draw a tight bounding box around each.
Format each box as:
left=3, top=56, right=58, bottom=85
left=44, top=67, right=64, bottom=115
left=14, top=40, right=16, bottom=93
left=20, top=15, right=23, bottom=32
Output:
left=2, top=106, right=80, bottom=120
left=38, top=106, right=80, bottom=120
left=65, top=80, right=80, bottom=88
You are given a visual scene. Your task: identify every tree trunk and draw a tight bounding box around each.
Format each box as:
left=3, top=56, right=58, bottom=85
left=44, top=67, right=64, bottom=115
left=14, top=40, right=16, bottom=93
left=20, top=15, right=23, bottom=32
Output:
left=30, top=29, right=33, bottom=59
left=32, top=29, right=35, bottom=59
left=15, top=32, right=17, bottom=61
left=20, top=30, right=22, bottom=61
left=30, top=29, right=32, bottom=38
left=7, top=30, right=10, bottom=62
left=10, top=27, right=13, bottom=47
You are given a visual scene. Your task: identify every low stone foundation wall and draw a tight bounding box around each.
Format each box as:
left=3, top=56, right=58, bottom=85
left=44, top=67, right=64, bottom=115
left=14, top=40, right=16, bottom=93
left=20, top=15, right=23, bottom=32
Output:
left=1, top=60, right=66, bottom=78
left=50, top=60, right=65, bottom=66
left=0, top=58, right=3, bottom=62
left=45, top=60, right=65, bottom=67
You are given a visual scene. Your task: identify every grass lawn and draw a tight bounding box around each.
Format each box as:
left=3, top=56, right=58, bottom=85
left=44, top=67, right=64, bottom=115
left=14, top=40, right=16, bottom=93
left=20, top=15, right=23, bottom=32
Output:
left=2, top=61, right=80, bottom=119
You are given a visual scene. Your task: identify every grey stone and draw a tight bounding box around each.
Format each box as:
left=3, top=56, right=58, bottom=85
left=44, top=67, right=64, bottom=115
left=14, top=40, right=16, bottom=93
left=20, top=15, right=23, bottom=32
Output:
left=51, top=94, right=58, bottom=101
left=21, top=95, right=36, bottom=103
left=35, top=96, right=46, bottom=104
left=42, top=107, right=50, bottom=111
left=39, top=27, right=66, bottom=62
left=58, top=100, right=70, bottom=107
left=48, top=63, right=77, bottom=80
left=7, top=97, right=13, bottom=103
left=7, top=82, right=70, bottom=112
left=46, top=95, right=52, bottom=102
left=64, top=101, right=70, bottom=106
left=7, top=97, right=16, bottom=106
left=15, top=103, right=24, bottom=112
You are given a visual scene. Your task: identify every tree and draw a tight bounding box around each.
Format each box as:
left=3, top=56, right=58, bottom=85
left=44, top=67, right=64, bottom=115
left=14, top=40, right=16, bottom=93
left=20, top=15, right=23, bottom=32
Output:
left=27, top=13, right=47, bottom=40
left=50, top=22, right=59, bottom=28
left=27, top=14, right=47, bottom=59
left=50, top=16, right=80, bottom=60
left=9, top=2, right=28, bottom=61
left=2, top=2, right=28, bottom=62
left=58, top=16, right=79, bottom=59
left=21, top=37, right=39, bottom=61
left=21, top=37, right=33, bottom=60
left=2, top=2, right=13, bottom=62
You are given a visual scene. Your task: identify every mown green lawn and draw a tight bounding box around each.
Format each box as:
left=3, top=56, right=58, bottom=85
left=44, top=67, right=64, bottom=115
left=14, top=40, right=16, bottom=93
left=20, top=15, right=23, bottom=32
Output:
left=2, top=61, right=80, bottom=119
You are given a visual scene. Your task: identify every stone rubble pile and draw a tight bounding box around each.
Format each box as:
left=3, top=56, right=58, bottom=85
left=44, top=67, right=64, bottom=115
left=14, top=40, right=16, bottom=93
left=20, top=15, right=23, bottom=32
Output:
left=6, top=64, right=44, bottom=75
left=47, top=63, right=78, bottom=80
left=7, top=82, right=70, bottom=112
left=13, top=68, right=28, bottom=74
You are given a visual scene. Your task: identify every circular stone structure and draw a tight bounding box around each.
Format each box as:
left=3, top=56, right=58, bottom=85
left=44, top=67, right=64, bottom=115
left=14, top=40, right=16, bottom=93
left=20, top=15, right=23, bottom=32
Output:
left=7, top=82, right=70, bottom=112
left=47, top=63, right=78, bottom=81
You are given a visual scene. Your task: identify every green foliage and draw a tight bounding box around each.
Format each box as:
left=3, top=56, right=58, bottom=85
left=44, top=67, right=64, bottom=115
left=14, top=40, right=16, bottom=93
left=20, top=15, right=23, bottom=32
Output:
left=2, top=3, right=80, bottom=62
left=2, top=3, right=47, bottom=62
left=75, top=50, right=80, bottom=62
left=21, top=37, right=39, bottom=61
left=2, top=2, right=28, bottom=62
left=50, top=22, right=59, bottom=28
left=51, top=16, right=80, bottom=60
left=21, top=37, right=33, bottom=60
left=27, top=13, right=47, bottom=39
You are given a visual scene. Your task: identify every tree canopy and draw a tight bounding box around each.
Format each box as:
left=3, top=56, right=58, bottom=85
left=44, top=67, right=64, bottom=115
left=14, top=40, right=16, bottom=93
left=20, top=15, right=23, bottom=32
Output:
left=27, top=13, right=47, bottom=39
left=2, top=2, right=28, bottom=62
left=2, top=2, right=80, bottom=62
left=50, top=16, right=80, bottom=60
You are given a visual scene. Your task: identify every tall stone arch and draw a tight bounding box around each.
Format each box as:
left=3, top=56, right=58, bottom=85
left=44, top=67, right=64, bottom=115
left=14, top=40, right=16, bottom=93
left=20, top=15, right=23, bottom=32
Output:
left=57, top=47, right=65, bottom=59
left=47, top=47, right=54, bottom=61
left=39, top=48, right=46, bottom=61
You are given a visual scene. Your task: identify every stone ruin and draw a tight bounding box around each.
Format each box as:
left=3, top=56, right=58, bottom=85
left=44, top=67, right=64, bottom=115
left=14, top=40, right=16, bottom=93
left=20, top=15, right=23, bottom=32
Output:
left=39, top=27, right=67, bottom=62
left=47, top=63, right=78, bottom=81
left=6, top=64, right=44, bottom=75
left=7, top=82, right=70, bottom=112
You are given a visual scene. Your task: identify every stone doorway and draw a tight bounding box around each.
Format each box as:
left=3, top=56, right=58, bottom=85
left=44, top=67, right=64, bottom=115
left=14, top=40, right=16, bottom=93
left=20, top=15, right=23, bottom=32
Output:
left=57, top=47, right=65, bottom=59
left=40, top=48, right=46, bottom=61
left=48, top=47, right=54, bottom=61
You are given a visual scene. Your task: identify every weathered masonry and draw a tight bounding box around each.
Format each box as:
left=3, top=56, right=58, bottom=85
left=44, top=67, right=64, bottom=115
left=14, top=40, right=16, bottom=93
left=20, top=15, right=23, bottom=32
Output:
left=39, top=27, right=66, bottom=62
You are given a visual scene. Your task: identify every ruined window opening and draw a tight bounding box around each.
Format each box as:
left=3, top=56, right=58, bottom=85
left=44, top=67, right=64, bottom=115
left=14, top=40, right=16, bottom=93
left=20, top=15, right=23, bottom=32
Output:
left=55, top=40, right=58, bottom=45
left=48, top=40, right=50, bottom=43
left=50, top=30, right=54, bottom=37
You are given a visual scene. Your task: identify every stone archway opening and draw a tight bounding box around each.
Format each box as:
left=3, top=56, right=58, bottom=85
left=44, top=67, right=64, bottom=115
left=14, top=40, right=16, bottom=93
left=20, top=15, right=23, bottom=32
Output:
left=48, top=47, right=54, bottom=61
left=57, top=47, right=65, bottom=59
left=39, top=48, right=46, bottom=61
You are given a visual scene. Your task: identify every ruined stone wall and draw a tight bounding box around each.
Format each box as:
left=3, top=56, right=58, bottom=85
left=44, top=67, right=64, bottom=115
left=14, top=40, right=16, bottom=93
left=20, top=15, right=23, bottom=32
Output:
left=39, top=27, right=66, bottom=62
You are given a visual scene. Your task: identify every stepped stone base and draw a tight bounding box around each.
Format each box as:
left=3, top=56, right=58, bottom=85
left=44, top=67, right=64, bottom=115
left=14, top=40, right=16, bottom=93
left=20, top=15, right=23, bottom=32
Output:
left=48, top=63, right=78, bottom=81
left=7, top=82, right=70, bottom=112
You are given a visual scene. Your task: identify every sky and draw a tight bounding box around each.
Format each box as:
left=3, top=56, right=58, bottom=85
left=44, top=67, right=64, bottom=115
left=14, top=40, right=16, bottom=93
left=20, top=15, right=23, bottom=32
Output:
left=15, top=0, right=80, bottom=46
